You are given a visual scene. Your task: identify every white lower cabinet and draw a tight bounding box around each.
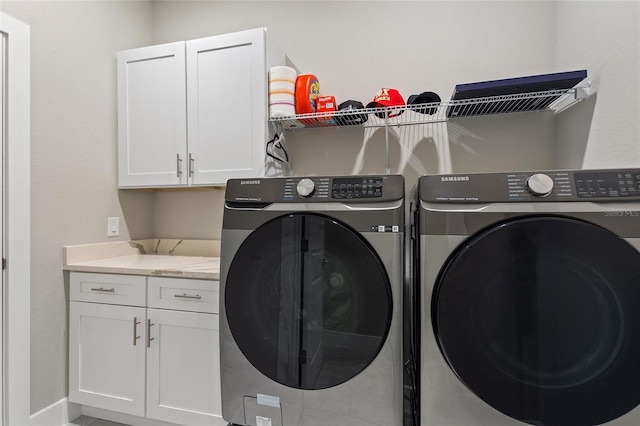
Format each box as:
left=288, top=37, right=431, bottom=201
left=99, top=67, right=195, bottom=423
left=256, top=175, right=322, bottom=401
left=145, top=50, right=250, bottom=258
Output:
left=146, top=308, right=220, bottom=425
left=69, top=301, right=147, bottom=416
left=69, top=272, right=223, bottom=426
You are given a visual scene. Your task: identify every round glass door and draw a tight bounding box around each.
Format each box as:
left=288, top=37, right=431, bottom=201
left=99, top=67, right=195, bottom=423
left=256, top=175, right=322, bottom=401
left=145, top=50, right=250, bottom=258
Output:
left=433, top=215, right=640, bottom=426
left=226, top=213, right=392, bottom=390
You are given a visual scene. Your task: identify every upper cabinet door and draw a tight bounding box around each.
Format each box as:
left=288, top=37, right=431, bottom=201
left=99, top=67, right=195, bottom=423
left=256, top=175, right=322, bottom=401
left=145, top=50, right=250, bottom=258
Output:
left=186, top=28, right=267, bottom=186
left=118, top=42, right=187, bottom=188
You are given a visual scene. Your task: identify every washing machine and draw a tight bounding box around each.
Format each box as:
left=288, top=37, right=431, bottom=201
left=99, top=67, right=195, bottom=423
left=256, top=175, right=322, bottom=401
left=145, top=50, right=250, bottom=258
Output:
left=412, top=168, right=640, bottom=426
left=220, top=175, right=405, bottom=426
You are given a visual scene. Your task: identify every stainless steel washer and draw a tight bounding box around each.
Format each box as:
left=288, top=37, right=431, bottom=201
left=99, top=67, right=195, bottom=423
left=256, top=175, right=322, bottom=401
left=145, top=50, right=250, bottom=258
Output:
left=412, top=168, right=640, bottom=426
left=220, top=175, right=405, bottom=426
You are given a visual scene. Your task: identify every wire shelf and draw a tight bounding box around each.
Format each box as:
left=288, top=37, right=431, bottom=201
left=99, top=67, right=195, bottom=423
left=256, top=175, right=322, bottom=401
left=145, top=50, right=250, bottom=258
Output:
left=270, top=84, right=592, bottom=130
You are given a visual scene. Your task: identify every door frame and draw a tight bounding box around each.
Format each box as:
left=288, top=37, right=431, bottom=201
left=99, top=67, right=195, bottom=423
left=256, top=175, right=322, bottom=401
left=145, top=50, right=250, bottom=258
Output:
left=0, top=12, right=30, bottom=426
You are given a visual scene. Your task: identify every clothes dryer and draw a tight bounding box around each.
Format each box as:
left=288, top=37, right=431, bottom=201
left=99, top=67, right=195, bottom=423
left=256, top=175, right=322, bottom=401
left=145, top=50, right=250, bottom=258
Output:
left=413, top=168, right=640, bottom=426
left=220, top=175, right=404, bottom=426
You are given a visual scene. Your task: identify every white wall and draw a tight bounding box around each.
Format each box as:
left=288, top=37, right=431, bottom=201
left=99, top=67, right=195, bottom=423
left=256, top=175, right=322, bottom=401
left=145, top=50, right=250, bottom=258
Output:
left=0, top=0, right=638, bottom=418
left=0, top=0, right=156, bottom=414
left=151, top=1, right=639, bottom=239
left=554, top=0, right=640, bottom=168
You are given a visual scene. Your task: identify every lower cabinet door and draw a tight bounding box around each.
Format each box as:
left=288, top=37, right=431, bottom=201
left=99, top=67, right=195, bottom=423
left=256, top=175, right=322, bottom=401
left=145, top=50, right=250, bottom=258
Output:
left=146, top=308, right=223, bottom=425
left=69, top=301, right=146, bottom=416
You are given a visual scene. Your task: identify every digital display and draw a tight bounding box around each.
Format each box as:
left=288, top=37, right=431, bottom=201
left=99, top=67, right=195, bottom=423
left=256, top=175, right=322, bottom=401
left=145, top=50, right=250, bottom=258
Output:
left=575, top=171, right=640, bottom=198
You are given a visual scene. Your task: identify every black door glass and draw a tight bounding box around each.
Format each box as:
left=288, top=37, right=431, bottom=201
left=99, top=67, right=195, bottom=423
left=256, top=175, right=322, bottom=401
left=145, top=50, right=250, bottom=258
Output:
left=226, top=213, right=392, bottom=390
left=433, top=216, right=640, bottom=426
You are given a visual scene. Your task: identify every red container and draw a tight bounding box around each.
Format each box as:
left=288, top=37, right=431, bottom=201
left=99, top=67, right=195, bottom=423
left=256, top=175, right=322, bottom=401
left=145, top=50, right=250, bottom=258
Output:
left=295, top=74, right=320, bottom=115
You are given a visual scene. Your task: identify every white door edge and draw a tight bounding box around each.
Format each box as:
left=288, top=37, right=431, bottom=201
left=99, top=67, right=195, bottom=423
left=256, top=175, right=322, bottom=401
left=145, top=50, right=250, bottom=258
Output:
left=0, top=12, right=30, bottom=426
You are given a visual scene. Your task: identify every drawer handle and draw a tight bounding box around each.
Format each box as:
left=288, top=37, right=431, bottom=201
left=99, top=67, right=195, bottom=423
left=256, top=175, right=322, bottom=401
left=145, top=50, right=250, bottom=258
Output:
left=174, top=293, right=202, bottom=300
left=91, top=287, right=115, bottom=292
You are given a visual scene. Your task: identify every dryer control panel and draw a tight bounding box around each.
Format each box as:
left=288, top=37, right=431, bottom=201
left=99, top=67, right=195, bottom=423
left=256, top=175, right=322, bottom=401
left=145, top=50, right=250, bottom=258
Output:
left=420, top=168, right=640, bottom=203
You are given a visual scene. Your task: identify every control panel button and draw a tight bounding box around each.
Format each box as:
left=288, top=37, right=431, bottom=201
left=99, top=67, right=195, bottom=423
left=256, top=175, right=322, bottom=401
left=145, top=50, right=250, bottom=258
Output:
left=526, top=173, right=554, bottom=196
left=332, top=177, right=383, bottom=199
left=296, top=178, right=315, bottom=197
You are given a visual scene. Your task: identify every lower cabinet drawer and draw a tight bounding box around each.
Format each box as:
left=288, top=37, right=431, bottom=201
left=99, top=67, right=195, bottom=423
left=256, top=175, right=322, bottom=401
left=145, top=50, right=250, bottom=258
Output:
left=147, top=276, right=219, bottom=313
left=70, top=272, right=146, bottom=306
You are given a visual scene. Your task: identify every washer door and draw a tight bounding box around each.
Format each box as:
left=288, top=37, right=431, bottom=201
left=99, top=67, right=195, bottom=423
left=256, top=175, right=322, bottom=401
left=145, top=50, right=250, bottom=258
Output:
left=226, top=213, right=392, bottom=390
left=433, top=215, right=640, bottom=426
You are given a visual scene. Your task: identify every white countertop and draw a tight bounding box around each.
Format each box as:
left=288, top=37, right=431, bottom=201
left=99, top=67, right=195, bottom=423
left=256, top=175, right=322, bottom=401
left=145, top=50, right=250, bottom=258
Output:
left=63, top=239, right=220, bottom=280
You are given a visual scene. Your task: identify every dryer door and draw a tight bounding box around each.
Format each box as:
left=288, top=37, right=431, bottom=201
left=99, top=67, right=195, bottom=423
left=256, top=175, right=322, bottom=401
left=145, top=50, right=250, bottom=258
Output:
left=225, top=213, right=392, bottom=390
left=433, top=215, right=640, bottom=426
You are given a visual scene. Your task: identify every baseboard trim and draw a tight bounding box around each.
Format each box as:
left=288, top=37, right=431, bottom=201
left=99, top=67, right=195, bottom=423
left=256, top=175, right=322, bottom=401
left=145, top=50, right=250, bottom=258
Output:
left=30, top=400, right=225, bottom=426
left=80, top=406, right=179, bottom=426
left=30, top=398, right=81, bottom=426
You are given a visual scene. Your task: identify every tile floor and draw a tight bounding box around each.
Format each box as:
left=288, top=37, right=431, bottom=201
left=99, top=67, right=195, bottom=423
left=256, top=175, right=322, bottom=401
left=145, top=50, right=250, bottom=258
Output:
left=68, top=415, right=129, bottom=426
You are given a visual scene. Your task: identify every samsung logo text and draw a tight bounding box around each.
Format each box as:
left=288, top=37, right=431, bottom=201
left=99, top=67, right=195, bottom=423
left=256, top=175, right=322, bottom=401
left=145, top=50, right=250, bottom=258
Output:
left=441, top=176, right=470, bottom=182
left=240, top=180, right=261, bottom=185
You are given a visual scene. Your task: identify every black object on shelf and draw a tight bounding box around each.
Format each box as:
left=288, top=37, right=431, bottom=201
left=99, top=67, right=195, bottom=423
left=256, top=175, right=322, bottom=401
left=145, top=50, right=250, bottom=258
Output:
left=446, top=69, right=588, bottom=118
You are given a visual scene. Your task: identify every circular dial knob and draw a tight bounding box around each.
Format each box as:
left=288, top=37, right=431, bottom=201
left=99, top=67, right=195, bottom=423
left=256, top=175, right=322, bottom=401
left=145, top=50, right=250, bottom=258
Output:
left=296, top=178, right=315, bottom=197
left=526, top=173, right=554, bottom=197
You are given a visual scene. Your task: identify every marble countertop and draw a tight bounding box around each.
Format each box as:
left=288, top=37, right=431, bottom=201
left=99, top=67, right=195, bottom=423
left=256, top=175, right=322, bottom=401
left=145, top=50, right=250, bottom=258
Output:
left=63, top=239, right=220, bottom=280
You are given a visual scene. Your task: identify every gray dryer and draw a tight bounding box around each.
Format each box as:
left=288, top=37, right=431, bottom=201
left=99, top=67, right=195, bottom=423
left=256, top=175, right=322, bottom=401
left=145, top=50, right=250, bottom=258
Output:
left=412, top=168, right=640, bottom=426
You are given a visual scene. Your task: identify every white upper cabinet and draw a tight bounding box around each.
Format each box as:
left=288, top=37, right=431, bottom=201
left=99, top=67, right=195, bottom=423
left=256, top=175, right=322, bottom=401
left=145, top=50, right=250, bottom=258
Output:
left=118, top=42, right=187, bottom=187
left=117, top=28, right=284, bottom=188
left=187, top=29, right=267, bottom=185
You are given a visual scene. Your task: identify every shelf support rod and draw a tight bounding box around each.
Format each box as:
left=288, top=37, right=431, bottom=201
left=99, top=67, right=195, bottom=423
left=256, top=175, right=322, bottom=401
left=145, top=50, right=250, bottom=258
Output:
left=384, top=111, right=390, bottom=174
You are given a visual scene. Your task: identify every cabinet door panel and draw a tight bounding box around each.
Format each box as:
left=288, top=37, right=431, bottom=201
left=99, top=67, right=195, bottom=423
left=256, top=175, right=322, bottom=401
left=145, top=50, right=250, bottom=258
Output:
left=187, top=28, right=266, bottom=185
left=146, top=308, right=223, bottom=425
left=69, top=302, right=146, bottom=416
left=118, top=42, right=187, bottom=187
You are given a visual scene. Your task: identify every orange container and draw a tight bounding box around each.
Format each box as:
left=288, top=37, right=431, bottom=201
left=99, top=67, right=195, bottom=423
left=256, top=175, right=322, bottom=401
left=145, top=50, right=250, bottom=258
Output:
left=295, top=74, right=320, bottom=115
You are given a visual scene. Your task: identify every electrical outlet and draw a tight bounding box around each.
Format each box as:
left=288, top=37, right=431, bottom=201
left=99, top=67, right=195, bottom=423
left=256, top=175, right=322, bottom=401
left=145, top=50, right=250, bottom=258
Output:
left=108, top=217, right=120, bottom=237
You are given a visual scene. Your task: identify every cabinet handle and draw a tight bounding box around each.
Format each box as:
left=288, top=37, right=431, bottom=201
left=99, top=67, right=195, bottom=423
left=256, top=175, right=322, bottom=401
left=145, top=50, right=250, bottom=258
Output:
left=176, top=153, right=183, bottom=177
left=147, top=319, right=155, bottom=348
left=174, top=293, right=202, bottom=300
left=188, top=153, right=194, bottom=178
left=133, top=317, right=141, bottom=346
left=91, top=287, right=115, bottom=292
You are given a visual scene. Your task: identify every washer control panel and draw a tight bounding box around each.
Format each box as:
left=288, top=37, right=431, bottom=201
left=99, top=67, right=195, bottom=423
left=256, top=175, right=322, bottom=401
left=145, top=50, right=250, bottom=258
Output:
left=420, top=168, right=640, bottom=203
left=225, top=175, right=404, bottom=204
left=283, top=176, right=385, bottom=200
